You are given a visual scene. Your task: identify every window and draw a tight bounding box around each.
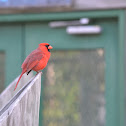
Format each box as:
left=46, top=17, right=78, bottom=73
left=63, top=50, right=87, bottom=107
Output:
left=43, top=50, right=105, bottom=126
left=0, top=52, right=5, bottom=93
left=0, top=0, right=71, bottom=8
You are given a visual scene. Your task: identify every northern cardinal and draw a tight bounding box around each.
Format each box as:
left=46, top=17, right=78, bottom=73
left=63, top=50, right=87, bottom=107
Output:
left=14, top=43, right=53, bottom=91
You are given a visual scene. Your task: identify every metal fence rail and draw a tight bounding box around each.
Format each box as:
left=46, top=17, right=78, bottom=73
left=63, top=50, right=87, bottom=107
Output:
left=0, top=72, right=41, bottom=126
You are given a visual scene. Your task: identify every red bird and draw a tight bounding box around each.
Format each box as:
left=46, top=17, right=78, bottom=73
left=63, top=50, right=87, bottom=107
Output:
left=14, top=43, right=53, bottom=91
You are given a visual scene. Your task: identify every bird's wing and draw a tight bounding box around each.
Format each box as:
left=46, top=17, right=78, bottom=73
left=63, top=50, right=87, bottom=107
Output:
left=26, top=59, right=39, bottom=73
left=21, top=49, right=43, bottom=73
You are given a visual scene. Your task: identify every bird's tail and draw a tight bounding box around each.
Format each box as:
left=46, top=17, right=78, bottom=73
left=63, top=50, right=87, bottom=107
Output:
left=14, top=71, right=25, bottom=91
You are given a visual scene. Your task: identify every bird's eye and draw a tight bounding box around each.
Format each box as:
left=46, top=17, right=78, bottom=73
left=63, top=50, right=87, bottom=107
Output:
left=45, top=45, right=49, bottom=48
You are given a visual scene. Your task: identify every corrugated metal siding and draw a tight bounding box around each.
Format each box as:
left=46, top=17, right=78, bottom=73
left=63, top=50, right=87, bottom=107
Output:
left=74, top=0, right=126, bottom=9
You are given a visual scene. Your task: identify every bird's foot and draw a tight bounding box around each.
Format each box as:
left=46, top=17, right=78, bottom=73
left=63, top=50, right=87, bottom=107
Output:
left=36, top=71, right=43, bottom=75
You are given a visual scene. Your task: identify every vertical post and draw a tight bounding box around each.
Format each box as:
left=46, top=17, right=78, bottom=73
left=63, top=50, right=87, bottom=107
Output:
left=0, top=72, right=42, bottom=126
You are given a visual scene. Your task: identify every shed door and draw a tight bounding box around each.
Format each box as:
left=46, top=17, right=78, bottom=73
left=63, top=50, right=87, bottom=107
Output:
left=25, top=18, right=118, bottom=126
left=0, top=24, right=22, bottom=93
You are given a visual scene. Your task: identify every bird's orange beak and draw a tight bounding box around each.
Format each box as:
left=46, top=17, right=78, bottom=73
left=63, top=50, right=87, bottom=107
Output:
left=48, top=45, right=53, bottom=49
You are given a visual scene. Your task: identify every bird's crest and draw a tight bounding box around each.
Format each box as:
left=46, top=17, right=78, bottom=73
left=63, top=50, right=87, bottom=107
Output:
left=39, top=43, right=49, bottom=46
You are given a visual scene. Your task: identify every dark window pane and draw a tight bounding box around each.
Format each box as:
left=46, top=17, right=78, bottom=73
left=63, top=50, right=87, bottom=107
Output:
left=0, top=52, right=5, bottom=93
left=43, top=50, right=105, bottom=126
